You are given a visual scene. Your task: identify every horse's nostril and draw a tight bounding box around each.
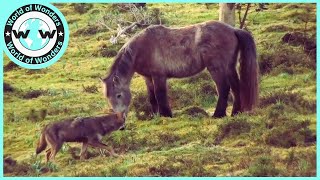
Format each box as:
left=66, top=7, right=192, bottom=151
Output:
left=119, top=125, right=125, bottom=131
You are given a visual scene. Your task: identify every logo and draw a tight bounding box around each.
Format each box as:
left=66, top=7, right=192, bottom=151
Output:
left=3, top=4, right=69, bottom=69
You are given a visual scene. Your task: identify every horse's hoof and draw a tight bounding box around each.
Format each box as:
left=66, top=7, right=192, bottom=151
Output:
left=212, top=112, right=226, bottom=118
left=159, top=109, right=173, bottom=118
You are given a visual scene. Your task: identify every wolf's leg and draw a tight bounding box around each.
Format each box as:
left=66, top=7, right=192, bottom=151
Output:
left=80, top=142, right=88, bottom=160
left=144, top=76, right=159, bottom=114
left=152, top=76, right=172, bottom=117
left=88, top=141, right=118, bottom=157
left=46, top=149, right=51, bottom=163
left=50, top=142, right=63, bottom=161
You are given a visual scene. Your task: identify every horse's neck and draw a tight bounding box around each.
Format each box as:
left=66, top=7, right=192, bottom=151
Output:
left=114, top=63, right=134, bottom=84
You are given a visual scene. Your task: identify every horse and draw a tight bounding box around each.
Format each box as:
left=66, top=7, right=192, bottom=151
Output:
left=101, top=20, right=258, bottom=118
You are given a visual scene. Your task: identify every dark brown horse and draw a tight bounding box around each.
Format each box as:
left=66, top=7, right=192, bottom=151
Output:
left=101, top=20, right=258, bottom=118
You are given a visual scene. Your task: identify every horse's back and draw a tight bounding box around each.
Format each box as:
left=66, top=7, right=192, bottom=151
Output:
left=131, top=21, right=238, bottom=78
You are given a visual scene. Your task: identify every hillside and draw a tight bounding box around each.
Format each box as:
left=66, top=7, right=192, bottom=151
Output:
left=3, top=3, right=316, bottom=176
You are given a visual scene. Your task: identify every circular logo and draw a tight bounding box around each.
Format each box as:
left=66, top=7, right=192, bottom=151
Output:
left=3, top=4, right=69, bottom=69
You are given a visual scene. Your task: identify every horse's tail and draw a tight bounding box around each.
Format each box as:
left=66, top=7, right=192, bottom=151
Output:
left=234, top=29, right=259, bottom=111
left=36, top=129, right=47, bottom=155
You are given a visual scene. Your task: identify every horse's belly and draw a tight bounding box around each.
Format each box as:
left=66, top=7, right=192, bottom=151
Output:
left=163, top=57, right=205, bottom=78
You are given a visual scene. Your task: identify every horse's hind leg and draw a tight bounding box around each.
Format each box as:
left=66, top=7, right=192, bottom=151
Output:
left=153, top=76, right=173, bottom=117
left=228, top=68, right=241, bottom=116
left=208, top=68, right=230, bottom=118
left=144, top=76, right=159, bottom=114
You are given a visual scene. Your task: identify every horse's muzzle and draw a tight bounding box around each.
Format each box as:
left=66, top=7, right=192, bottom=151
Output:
left=119, top=124, right=126, bottom=131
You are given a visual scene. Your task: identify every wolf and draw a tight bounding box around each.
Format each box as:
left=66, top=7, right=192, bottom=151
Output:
left=35, top=113, right=125, bottom=162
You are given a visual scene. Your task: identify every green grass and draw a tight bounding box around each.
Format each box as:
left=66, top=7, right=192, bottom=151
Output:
left=3, top=3, right=316, bottom=177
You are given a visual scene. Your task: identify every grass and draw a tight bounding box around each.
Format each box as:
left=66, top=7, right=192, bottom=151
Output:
left=3, top=3, right=316, bottom=177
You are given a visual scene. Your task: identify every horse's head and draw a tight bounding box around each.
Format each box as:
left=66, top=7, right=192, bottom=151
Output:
left=100, top=74, right=131, bottom=115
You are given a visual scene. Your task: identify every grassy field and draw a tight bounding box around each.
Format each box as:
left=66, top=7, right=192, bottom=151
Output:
left=3, top=3, right=316, bottom=176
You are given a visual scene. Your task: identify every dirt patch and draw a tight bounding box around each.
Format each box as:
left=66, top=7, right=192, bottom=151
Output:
left=263, top=24, right=291, bottom=32
left=74, top=25, right=106, bottom=36
left=131, top=91, right=153, bottom=120
left=69, top=147, right=101, bottom=160
left=92, top=43, right=118, bottom=57
left=259, top=91, right=316, bottom=114
left=22, top=89, right=48, bottom=99
left=214, top=117, right=251, bottom=144
left=263, top=103, right=316, bottom=148
left=82, top=84, right=99, bottom=93
left=258, top=43, right=315, bottom=75
left=4, top=155, right=32, bottom=176
left=4, top=61, right=19, bottom=72
left=4, top=82, right=14, bottom=92
left=176, top=106, right=209, bottom=118
left=72, top=3, right=93, bottom=14
left=282, top=32, right=316, bottom=59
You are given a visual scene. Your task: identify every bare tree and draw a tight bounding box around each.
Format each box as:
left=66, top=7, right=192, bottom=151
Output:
left=219, top=3, right=236, bottom=27
left=96, top=4, right=161, bottom=44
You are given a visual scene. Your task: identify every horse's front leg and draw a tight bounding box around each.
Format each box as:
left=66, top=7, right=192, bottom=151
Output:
left=152, top=76, right=173, bottom=117
left=144, top=76, right=159, bottom=114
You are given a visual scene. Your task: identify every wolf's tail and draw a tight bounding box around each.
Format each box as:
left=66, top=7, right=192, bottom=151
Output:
left=234, top=29, right=259, bottom=111
left=36, top=130, right=47, bottom=154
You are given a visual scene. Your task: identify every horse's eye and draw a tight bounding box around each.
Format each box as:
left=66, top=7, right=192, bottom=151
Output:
left=116, top=94, right=122, bottom=99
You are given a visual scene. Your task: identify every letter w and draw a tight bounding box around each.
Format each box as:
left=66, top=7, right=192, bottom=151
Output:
left=13, top=30, right=30, bottom=38
left=39, top=30, right=56, bottom=39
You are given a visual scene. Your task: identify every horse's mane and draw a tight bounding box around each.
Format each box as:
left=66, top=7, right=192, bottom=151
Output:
left=105, top=45, right=133, bottom=81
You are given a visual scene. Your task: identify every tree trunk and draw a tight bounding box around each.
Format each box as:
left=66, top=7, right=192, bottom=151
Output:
left=219, top=3, right=236, bottom=27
